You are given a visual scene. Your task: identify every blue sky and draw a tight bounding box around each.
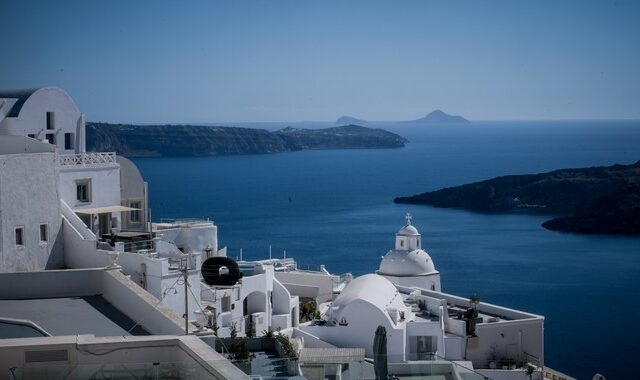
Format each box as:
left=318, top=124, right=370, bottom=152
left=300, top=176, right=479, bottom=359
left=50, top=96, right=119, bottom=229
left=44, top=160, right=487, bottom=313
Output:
left=1, top=0, right=639, bottom=122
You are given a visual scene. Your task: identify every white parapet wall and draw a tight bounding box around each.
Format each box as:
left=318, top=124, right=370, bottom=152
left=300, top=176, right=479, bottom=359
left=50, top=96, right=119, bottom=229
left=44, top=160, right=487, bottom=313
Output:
left=102, top=269, right=185, bottom=335
left=275, top=270, right=337, bottom=304
left=115, top=250, right=202, bottom=322
left=0, top=268, right=186, bottom=337
left=0, top=334, right=249, bottom=379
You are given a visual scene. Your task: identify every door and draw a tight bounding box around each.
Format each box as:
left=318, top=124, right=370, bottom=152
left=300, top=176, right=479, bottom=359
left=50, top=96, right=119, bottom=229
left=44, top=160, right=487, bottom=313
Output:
left=98, top=213, right=111, bottom=238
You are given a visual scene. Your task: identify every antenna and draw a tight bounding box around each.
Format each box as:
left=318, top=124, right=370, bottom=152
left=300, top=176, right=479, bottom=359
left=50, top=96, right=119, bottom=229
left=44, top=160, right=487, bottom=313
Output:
left=269, top=245, right=272, bottom=259
left=240, top=248, right=243, bottom=261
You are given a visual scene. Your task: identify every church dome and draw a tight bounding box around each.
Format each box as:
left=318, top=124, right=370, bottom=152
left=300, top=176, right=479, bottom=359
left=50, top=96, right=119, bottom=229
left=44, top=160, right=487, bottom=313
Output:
left=378, top=249, right=436, bottom=276
left=397, top=224, right=419, bottom=236
left=332, top=274, right=404, bottom=315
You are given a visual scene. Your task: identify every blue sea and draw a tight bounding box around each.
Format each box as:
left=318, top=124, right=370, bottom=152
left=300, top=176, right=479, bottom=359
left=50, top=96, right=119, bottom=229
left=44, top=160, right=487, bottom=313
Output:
left=132, top=120, right=640, bottom=380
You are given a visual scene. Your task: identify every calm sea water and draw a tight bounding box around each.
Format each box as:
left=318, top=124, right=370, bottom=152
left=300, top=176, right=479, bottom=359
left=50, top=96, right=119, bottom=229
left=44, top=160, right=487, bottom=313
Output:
left=132, top=120, right=640, bottom=379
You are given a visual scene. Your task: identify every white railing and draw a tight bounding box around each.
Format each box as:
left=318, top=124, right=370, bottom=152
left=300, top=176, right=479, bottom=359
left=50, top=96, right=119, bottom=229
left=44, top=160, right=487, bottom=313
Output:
left=58, top=152, right=117, bottom=168
left=60, top=199, right=96, bottom=240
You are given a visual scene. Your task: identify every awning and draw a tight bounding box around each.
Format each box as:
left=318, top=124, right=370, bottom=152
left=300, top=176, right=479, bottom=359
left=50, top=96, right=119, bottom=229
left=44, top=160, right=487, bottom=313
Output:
left=74, top=205, right=139, bottom=215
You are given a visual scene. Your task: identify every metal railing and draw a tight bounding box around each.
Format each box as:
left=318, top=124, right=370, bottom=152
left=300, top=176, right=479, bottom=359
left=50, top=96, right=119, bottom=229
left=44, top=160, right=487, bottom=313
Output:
left=375, top=353, right=492, bottom=380
left=58, top=152, right=117, bottom=168
left=122, top=239, right=155, bottom=253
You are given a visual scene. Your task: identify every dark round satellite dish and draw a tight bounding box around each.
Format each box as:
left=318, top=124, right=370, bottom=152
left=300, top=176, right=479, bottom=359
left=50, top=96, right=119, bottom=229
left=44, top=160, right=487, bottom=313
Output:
left=201, top=257, right=242, bottom=286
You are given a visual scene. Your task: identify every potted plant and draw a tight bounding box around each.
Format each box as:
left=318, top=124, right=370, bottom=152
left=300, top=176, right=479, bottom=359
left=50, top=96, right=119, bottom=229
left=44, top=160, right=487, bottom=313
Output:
left=312, top=311, right=326, bottom=325
left=523, top=363, right=536, bottom=380
left=275, top=334, right=299, bottom=376
left=228, top=341, right=253, bottom=374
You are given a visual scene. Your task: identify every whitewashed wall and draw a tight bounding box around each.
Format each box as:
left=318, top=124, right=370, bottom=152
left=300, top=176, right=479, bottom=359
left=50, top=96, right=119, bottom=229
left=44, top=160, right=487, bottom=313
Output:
left=0, top=87, right=83, bottom=154
left=0, top=152, right=64, bottom=272
left=58, top=166, right=121, bottom=211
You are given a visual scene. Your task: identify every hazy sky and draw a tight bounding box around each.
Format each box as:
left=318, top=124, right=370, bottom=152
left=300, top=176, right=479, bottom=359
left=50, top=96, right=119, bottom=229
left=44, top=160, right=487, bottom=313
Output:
left=2, top=0, right=639, bottom=123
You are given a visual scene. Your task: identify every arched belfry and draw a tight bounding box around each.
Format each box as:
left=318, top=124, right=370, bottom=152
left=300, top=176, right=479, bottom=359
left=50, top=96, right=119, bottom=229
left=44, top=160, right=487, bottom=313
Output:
left=395, top=213, right=421, bottom=251
left=378, top=214, right=441, bottom=291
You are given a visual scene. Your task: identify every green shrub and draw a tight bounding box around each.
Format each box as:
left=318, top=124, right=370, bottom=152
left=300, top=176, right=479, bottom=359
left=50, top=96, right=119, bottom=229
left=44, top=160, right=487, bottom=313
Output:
left=275, top=334, right=298, bottom=360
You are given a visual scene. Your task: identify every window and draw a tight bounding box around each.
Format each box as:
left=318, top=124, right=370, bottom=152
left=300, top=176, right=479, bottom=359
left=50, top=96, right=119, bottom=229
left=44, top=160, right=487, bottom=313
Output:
left=64, top=133, right=74, bottom=150
left=129, top=201, right=142, bottom=223
left=76, top=180, right=91, bottom=202
left=15, top=227, right=24, bottom=246
left=221, top=296, right=231, bottom=312
left=39, top=224, right=48, bottom=243
left=45, top=133, right=56, bottom=145
left=46, top=112, right=55, bottom=130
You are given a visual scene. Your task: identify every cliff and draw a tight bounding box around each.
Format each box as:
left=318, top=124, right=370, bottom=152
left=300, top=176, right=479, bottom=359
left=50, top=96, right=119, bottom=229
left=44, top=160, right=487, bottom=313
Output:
left=86, top=122, right=406, bottom=157
left=276, top=125, right=406, bottom=149
left=394, top=161, right=640, bottom=235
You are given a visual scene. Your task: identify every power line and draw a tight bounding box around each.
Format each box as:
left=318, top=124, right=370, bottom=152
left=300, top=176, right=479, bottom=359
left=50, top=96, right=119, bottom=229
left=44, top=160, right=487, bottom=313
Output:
left=125, top=275, right=183, bottom=335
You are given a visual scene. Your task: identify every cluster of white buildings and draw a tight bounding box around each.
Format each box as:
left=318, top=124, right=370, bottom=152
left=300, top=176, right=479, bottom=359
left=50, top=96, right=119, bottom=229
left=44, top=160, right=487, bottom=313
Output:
left=0, top=87, right=573, bottom=380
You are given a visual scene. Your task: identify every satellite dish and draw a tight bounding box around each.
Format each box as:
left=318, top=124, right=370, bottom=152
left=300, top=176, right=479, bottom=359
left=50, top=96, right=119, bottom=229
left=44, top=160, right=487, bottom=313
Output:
left=592, top=375, right=605, bottom=380
left=201, top=257, right=243, bottom=286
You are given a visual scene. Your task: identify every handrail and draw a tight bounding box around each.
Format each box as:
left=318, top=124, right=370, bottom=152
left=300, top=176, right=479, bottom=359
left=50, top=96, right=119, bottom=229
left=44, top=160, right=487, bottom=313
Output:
left=58, top=152, right=117, bottom=168
left=60, top=200, right=96, bottom=240
left=122, top=239, right=155, bottom=252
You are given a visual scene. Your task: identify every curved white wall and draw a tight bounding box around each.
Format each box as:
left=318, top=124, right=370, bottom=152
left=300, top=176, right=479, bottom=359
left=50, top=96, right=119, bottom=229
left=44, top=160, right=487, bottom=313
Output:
left=0, top=87, right=83, bottom=154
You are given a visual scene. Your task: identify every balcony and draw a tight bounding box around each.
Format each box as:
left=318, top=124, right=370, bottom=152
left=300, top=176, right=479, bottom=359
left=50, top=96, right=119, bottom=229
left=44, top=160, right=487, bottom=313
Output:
left=58, top=152, right=117, bottom=168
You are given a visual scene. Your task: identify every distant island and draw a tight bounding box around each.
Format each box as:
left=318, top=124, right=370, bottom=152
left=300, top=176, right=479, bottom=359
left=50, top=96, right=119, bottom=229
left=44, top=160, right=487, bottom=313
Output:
left=335, top=115, right=367, bottom=124
left=405, top=110, right=469, bottom=124
left=86, top=122, right=407, bottom=157
left=395, top=161, right=640, bottom=236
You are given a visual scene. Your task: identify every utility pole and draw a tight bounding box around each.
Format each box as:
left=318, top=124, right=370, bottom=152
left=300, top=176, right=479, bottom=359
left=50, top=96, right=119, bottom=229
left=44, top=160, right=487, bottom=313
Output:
left=181, top=262, right=189, bottom=335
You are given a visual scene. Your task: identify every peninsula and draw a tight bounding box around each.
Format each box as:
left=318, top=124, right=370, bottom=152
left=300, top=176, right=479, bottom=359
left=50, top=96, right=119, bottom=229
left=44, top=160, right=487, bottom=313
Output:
left=395, top=161, right=640, bottom=235
left=86, top=122, right=406, bottom=157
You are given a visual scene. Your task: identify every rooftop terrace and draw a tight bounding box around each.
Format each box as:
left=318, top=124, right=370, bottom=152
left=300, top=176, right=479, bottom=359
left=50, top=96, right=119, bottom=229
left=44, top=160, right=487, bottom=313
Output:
left=0, top=296, right=148, bottom=338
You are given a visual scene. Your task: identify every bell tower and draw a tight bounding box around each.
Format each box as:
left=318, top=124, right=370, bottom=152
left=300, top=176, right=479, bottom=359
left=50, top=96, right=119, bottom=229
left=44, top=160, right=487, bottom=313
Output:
left=395, top=213, right=421, bottom=251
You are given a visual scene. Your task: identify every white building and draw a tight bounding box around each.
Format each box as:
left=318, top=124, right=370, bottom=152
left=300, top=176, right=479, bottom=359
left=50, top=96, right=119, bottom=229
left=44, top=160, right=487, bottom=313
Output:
left=0, top=87, right=248, bottom=378
left=291, top=218, right=552, bottom=380
left=0, top=87, right=86, bottom=154
left=0, top=86, right=303, bottom=339
left=197, top=261, right=300, bottom=338
left=0, top=136, right=63, bottom=272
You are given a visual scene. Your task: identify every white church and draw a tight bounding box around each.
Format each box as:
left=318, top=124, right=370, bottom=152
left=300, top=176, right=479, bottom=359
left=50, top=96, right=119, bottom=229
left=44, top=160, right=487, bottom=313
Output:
left=378, top=213, right=441, bottom=291
left=294, top=216, right=554, bottom=379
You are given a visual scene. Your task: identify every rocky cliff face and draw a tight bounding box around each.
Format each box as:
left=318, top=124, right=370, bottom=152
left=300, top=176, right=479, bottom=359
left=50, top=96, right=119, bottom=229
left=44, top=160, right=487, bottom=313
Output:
left=86, top=122, right=406, bottom=157
left=395, top=161, right=640, bottom=235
